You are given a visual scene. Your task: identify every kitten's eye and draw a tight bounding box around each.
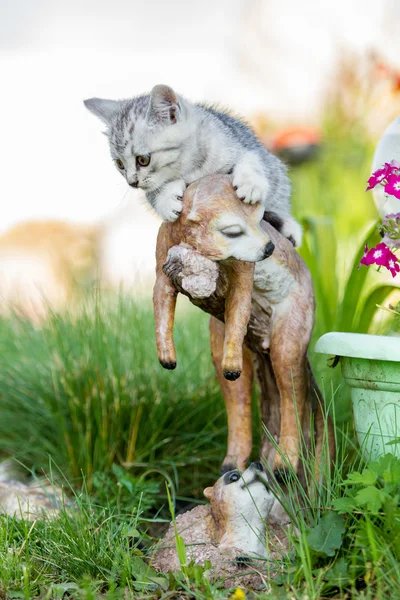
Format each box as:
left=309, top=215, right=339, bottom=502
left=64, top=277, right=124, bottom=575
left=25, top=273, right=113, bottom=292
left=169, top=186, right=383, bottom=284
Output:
left=229, top=472, right=240, bottom=483
left=136, top=154, right=151, bottom=167
left=115, top=159, right=124, bottom=170
left=221, top=226, right=244, bottom=239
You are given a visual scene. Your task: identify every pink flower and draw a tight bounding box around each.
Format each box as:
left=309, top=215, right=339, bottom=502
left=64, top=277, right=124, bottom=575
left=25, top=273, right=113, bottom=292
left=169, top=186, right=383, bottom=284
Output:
left=388, top=257, right=400, bottom=277
left=366, top=167, right=387, bottom=191
left=360, top=242, right=400, bottom=278
left=360, top=243, right=389, bottom=267
left=366, top=161, right=400, bottom=191
left=384, top=174, right=400, bottom=199
left=383, top=161, right=400, bottom=174
left=384, top=160, right=400, bottom=176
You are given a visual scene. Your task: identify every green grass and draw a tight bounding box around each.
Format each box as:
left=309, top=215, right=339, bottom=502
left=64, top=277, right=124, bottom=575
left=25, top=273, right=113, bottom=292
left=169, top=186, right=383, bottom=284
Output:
left=1, top=411, right=400, bottom=599
left=1, top=130, right=399, bottom=598
left=0, top=296, right=232, bottom=498
left=0, top=482, right=160, bottom=597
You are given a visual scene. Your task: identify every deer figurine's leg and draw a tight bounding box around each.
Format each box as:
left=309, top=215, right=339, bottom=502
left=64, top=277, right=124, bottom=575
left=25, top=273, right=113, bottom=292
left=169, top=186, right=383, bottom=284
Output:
left=153, top=275, right=178, bottom=369
left=255, top=353, right=282, bottom=469
left=210, top=316, right=254, bottom=473
left=270, top=351, right=308, bottom=476
left=269, top=304, right=311, bottom=477
left=222, top=262, right=254, bottom=381
left=153, top=225, right=178, bottom=369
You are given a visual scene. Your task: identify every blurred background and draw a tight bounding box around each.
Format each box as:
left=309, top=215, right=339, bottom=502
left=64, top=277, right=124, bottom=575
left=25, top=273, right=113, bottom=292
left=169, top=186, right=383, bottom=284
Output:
left=2, top=0, right=400, bottom=303
left=1, top=0, right=400, bottom=495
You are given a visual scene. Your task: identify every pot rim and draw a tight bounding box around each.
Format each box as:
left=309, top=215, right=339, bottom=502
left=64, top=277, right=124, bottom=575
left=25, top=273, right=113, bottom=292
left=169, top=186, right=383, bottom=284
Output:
left=314, top=332, right=400, bottom=362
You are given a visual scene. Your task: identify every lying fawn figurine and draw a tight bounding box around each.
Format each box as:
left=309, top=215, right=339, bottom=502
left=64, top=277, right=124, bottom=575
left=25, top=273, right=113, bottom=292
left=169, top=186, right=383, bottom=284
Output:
left=153, top=175, right=274, bottom=381
left=152, top=462, right=289, bottom=583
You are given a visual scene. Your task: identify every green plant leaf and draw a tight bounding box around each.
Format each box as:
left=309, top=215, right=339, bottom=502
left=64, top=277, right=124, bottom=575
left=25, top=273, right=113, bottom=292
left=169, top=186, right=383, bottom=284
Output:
left=385, top=437, right=400, bottom=446
left=354, top=486, right=388, bottom=513
left=333, top=496, right=357, bottom=514
left=337, top=222, right=377, bottom=332
left=369, top=453, right=400, bottom=484
left=175, top=534, right=187, bottom=567
left=166, top=483, right=187, bottom=570
left=131, top=555, right=157, bottom=579
left=324, top=557, right=350, bottom=587
left=368, top=453, right=395, bottom=477
left=300, top=217, right=339, bottom=333
left=51, top=583, right=81, bottom=599
left=306, top=512, right=345, bottom=557
left=354, top=285, right=396, bottom=333
left=383, top=463, right=400, bottom=485
left=344, top=468, right=377, bottom=486
left=147, top=576, right=169, bottom=591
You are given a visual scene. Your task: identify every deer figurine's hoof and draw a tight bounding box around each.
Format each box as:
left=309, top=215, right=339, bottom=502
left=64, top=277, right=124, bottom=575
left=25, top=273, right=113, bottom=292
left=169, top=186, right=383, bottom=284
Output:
left=223, top=370, right=242, bottom=381
left=159, top=360, right=177, bottom=370
left=273, top=468, right=294, bottom=485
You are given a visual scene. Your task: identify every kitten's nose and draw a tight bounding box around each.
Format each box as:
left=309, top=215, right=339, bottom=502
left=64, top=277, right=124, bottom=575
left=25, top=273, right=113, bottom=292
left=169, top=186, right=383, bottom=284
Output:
left=129, top=180, right=138, bottom=188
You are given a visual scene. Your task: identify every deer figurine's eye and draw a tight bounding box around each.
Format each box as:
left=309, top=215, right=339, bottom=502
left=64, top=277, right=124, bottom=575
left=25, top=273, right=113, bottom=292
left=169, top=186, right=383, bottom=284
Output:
left=229, top=472, right=240, bottom=483
left=136, top=154, right=151, bottom=167
left=115, top=159, right=124, bottom=170
left=221, top=225, right=244, bottom=239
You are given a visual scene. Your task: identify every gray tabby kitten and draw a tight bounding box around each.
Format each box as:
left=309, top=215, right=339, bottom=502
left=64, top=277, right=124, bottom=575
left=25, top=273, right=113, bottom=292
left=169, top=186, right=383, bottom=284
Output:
left=84, top=85, right=301, bottom=246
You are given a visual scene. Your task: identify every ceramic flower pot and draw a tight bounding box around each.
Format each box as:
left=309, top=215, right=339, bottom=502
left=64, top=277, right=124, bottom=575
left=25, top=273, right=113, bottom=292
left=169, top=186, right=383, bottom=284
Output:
left=315, top=332, right=400, bottom=461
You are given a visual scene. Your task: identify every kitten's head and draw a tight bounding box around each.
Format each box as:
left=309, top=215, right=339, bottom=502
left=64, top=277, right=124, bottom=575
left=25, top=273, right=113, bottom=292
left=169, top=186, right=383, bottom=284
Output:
left=84, top=85, right=191, bottom=195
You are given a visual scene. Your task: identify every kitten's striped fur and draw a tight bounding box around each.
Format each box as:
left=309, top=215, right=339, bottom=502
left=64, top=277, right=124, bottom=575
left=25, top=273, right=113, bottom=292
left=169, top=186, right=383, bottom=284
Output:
left=84, top=85, right=301, bottom=246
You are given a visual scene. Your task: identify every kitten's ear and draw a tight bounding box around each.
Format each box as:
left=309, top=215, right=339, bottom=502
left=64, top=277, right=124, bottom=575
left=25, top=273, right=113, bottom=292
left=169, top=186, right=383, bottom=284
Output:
left=147, top=84, right=181, bottom=124
left=84, top=98, right=122, bottom=125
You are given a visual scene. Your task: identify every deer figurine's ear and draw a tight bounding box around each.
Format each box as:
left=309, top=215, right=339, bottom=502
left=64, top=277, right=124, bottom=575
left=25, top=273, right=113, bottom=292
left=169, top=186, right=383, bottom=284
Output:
left=203, top=487, right=213, bottom=500
left=147, top=84, right=181, bottom=124
left=186, top=209, right=202, bottom=223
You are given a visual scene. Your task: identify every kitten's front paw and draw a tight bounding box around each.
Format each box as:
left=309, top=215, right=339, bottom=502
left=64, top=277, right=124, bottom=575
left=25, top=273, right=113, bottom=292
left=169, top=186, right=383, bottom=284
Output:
left=155, top=180, right=186, bottom=222
left=233, top=163, right=269, bottom=205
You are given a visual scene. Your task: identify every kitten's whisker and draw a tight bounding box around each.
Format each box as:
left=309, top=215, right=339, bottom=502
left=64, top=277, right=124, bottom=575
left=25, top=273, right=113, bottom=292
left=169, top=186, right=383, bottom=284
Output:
left=144, top=182, right=163, bottom=194
left=113, top=189, right=131, bottom=214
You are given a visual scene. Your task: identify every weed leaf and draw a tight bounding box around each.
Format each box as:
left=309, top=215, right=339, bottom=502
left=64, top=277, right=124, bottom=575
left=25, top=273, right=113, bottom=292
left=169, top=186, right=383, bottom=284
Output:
left=368, top=453, right=396, bottom=476
left=354, top=486, right=388, bottom=513
left=333, top=496, right=357, bottom=514
left=307, top=512, right=345, bottom=557
left=324, top=557, right=350, bottom=588
left=344, top=468, right=377, bottom=486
